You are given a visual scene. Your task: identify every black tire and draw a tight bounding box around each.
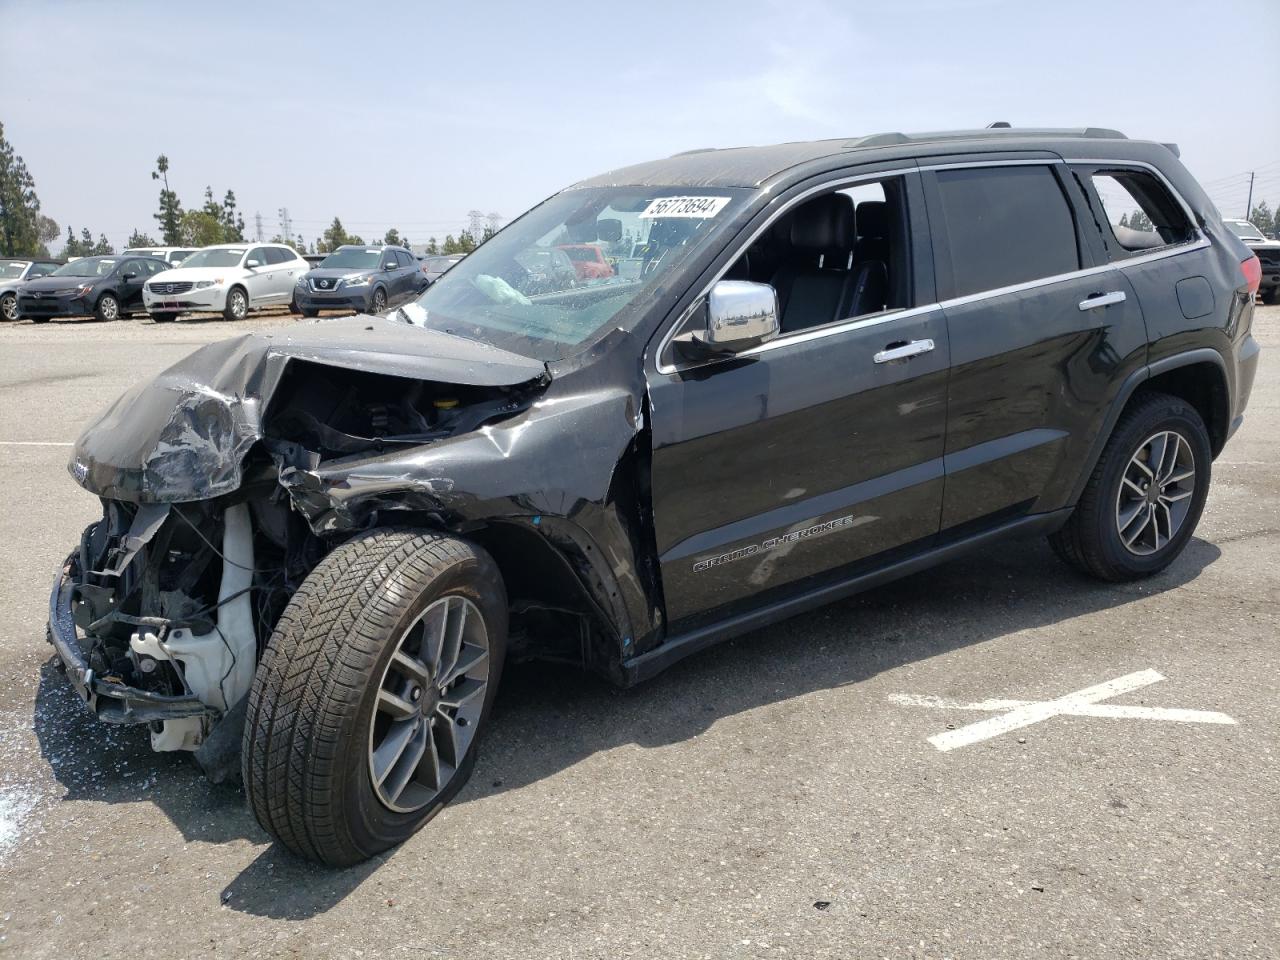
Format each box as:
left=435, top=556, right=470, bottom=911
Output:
left=302, top=308, right=319, bottom=318
left=0, top=292, right=16, bottom=322
left=243, top=528, right=507, bottom=866
left=149, top=312, right=176, bottom=323
left=289, top=294, right=301, bottom=315
left=371, top=287, right=387, bottom=313
left=1049, top=391, right=1211, bottom=581
left=223, top=285, right=249, bottom=321
left=94, top=293, right=120, bottom=323
left=28, top=315, right=48, bottom=324
left=1262, top=287, right=1280, bottom=306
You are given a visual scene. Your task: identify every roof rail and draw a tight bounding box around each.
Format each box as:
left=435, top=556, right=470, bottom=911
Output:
left=843, top=127, right=1128, bottom=150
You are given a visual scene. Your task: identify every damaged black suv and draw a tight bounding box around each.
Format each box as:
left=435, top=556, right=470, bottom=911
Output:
left=48, top=127, right=1261, bottom=865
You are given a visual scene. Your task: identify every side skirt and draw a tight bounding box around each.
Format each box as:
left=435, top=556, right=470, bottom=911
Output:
left=620, top=507, right=1073, bottom=685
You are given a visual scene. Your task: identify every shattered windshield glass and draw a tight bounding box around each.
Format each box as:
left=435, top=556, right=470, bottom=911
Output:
left=403, top=186, right=749, bottom=360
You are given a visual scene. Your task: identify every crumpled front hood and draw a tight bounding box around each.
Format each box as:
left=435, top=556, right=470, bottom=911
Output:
left=70, top=315, right=547, bottom=502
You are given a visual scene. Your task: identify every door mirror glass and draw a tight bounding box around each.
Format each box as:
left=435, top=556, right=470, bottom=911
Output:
left=122, top=271, right=137, bottom=280
left=689, top=280, right=779, bottom=354
left=246, top=259, right=262, bottom=268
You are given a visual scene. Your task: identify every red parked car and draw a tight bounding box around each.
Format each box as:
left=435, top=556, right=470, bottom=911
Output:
left=556, top=243, right=614, bottom=280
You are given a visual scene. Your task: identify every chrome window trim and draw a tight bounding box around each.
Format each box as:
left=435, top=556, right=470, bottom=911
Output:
left=654, top=156, right=1209, bottom=376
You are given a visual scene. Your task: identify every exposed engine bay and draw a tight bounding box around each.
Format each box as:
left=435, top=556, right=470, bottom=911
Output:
left=56, top=356, right=546, bottom=763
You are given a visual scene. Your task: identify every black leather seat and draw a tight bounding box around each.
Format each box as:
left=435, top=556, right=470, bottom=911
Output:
left=770, top=194, right=855, bottom=333
left=847, top=201, right=889, bottom=317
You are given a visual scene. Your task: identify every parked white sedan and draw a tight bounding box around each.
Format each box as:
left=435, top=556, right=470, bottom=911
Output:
left=143, top=243, right=308, bottom=322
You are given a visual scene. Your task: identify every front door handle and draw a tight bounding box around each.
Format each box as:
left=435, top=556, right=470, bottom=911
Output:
left=1079, top=290, right=1126, bottom=311
left=874, top=338, right=935, bottom=363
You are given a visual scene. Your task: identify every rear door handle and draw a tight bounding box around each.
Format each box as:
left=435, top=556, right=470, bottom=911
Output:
left=873, top=338, right=935, bottom=363
left=1078, top=290, right=1126, bottom=311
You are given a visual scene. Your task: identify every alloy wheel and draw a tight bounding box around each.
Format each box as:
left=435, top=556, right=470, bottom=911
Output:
left=99, top=296, right=118, bottom=320
left=230, top=290, right=247, bottom=319
left=367, top=595, right=490, bottom=813
left=372, top=289, right=387, bottom=313
left=1114, top=430, right=1196, bottom=556
left=1, top=293, right=16, bottom=321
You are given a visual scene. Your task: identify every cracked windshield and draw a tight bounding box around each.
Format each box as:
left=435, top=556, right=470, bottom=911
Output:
left=402, top=186, right=749, bottom=359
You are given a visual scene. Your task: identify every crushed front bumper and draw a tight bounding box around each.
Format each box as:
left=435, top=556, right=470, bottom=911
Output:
left=46, top=558, right=213, bottom=725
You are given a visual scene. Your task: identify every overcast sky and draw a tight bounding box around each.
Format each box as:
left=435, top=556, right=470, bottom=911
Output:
left=3, top=0, right=1278, bottom=251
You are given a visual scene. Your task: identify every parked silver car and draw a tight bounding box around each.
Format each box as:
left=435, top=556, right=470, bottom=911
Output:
left=1, top=258, right=63, bottom=321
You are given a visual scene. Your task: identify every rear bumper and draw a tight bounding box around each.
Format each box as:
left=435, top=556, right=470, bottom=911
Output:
left=46, top=559, right=211, bottom=725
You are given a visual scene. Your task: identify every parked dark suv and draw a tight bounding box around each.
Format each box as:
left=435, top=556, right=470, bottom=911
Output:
left=294, top=244, right=425, bottom=316
left=46, top=127, right=1260, bottom=865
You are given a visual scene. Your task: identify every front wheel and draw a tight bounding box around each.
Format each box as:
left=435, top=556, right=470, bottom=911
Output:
left=1050, top=391, right=1211, bottom=581
left=370, top=287, right=387, bottom=314
left=94, top=293, right=120, bottom=322
left=223, top=286, right=248, bottom=321
left=243, top=529, right=507, bottom=865
left=0, top=292, right=16, bottom=321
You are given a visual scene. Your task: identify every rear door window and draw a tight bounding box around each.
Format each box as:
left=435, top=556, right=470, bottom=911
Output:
left=1079, top=168, right=1195, bottom=259
left=931, top=165, right=1082, bottom=298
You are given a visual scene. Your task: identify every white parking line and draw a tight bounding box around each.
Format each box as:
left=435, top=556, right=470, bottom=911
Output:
left=889, top=670, right=1236, bottom=752
left=0, top=441, right=73, bottom=446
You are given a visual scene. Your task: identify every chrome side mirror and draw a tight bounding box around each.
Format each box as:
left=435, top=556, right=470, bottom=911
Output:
left=692, top=280, right=779, bottom=353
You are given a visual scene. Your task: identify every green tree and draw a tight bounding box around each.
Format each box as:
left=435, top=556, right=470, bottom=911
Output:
left=383, top=228, right=402, bottom=247
left=1127, top=209, right=1153, bottom=232
left=1249, top=200, right=1274, bottom=238
left=322, top=216, right=352, bottom=253
left=127, top=228, right=158, bottom=248
left=424, top=237, right=439, bottom=255
left=152, top=155, right=183, bottom=245
left=441, top=233, right=459, bottom=254
left=221, top=189, right=245, bottom=242
left=92, top=233, right=114, bottom=255
left=179, top=209, right=225, bottom=247
left=61, top=226, right=81, bottom=258
left=0, top=122, right=46, bottom=255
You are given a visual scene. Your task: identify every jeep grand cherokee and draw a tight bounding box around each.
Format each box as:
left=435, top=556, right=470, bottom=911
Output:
left=46, top=126, right=1260, bottom=865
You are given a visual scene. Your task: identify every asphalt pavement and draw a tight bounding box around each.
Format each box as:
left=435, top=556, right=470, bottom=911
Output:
left=0, top=307, right=1276, bottom=959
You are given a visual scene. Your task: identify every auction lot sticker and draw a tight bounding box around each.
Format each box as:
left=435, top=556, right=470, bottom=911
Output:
left=639, top=196, right=730, bottom=219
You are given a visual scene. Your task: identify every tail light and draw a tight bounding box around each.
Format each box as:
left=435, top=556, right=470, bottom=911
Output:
left=1241, top=255, right=1262, bottom=296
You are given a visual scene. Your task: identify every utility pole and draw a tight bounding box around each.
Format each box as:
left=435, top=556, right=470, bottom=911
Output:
left=486, top=211, right=502, bottom=234
left=1245, top=171, right=1255, bottom=220
left=278, top=207, right=292, bottom=243
left=467, top=209, right=484, bottom=237
left=254, top=211, right=264, bottom=242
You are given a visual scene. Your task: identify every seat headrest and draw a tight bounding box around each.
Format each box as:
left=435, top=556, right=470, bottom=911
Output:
left=790, top=194, right=854, bottom=250
left=855, top=200, right=888, bottom=240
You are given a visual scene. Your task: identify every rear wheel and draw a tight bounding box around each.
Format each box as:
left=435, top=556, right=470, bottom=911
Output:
left=223, top=286, right=248, bottom=321
left=0, top=292, right=16, bottom=321
left=94, top=293, right=120, bottom=322
left=243, top=528, right=507, bottom=865
left=1050, top=391, right=1211, bottom=581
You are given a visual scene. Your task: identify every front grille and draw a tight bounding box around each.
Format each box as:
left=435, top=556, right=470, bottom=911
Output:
left=310, top=278, right=339, bottom=292
left=1255, top=251, right=1280, bottom=269
left=147, top=281, right=193, bottom=295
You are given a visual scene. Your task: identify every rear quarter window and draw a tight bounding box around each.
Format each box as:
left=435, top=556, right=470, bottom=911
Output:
left=933, top=165, right=1081, bottom=298
left=1079, top=168, right=1195, bottom=259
